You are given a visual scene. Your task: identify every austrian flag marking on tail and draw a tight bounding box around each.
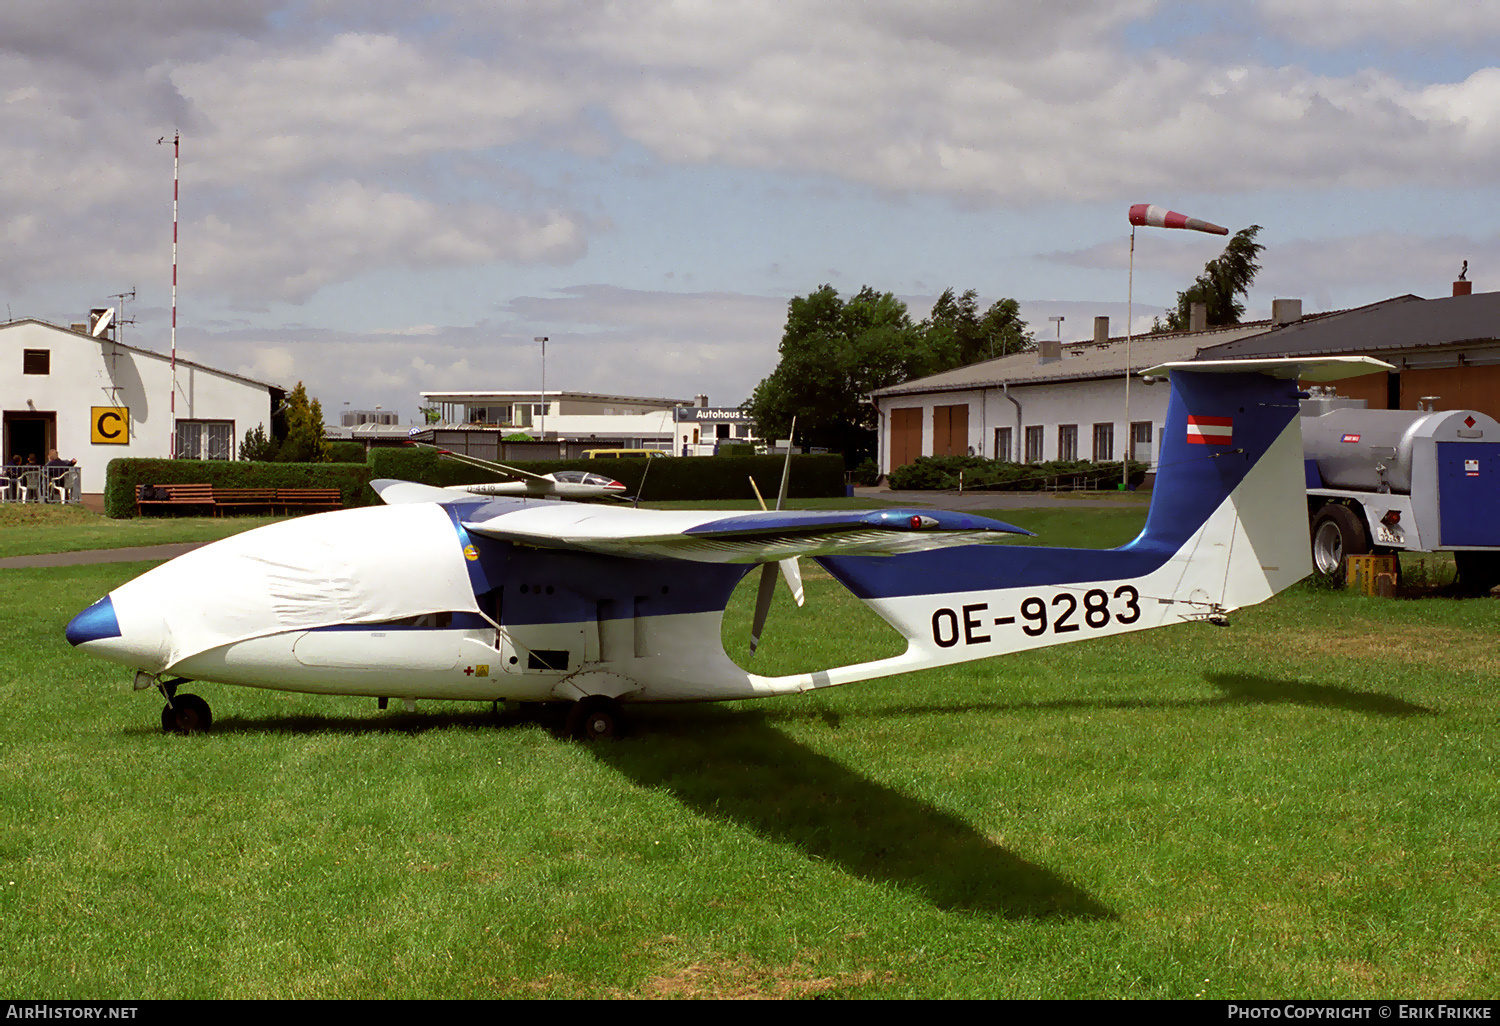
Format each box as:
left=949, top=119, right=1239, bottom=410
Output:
left=1185, top=415, right=1233, bottom=445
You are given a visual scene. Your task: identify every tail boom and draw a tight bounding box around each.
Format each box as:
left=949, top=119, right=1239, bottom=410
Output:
left=775, top=364, right=1331, bottom=687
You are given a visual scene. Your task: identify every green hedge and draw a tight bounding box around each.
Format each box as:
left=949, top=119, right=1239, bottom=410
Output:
left=326, top=441, right=368, bottom=464
left=888, top=455, right=1148, bottom=491
left=366, top=449, right=846, bottom=502
left=105, top=459, right=374, bottom=518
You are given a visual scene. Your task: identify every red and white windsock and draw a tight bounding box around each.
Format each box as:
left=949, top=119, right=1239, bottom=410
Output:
left=1128, top=203, right=1228, bottom=236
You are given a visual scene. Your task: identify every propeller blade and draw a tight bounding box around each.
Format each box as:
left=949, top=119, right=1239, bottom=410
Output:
left=747, top=474, right=798, bottom=609
left=775, top=415, right=796, bottom=510
left=748, top=561, right=778, bottom=656
left=778, top=557, right=805, bottom=607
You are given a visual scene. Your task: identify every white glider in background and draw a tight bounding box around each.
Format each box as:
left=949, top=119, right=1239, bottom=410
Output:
left=411, top=444, right=629, bottom=501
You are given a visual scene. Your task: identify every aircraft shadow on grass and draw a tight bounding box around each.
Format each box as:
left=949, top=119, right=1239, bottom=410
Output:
left=150, top=703, right=1112, bottom=922
left=587, top=706, right=1114, bottom=922
left=847, top=672, right=1435, bottom=721
left=138, top=668, right=1430, bottom=918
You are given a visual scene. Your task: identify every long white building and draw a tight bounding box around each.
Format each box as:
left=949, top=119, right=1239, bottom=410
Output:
left=869, top=316, right=1269, bottom=476
left=1, top=313, right=280, bottom=496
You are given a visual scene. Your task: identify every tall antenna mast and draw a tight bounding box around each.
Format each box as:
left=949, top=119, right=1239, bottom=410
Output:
left=158, top=132, right=180, bottom=456
left=109, top=288, right=136, bottom=346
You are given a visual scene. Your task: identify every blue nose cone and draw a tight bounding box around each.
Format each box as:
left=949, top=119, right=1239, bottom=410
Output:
left=66, top=596, right=122, bottom=647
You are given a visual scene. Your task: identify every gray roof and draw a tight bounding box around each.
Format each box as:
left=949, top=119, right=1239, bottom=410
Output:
left=1197, top=292, right=1499, bottom=359
left=871, top=321, right=1268, bottom=399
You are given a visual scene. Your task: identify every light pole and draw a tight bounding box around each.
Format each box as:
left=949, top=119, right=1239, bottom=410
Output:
left=534, top=336, right=548, bottom=441
left=1048, top=315, right=1064, bottom=341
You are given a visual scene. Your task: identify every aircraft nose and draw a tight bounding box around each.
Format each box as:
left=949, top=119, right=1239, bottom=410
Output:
left=66, top=596, right=122, bottom=646
left=66, top=594, right=169, bottom=668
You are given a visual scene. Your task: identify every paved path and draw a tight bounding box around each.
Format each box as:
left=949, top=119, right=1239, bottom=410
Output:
left=0, top=542, right=207, bottom=569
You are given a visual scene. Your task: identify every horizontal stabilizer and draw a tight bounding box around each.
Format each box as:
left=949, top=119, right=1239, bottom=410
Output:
left=1143, top=356, right=1396, bottom=382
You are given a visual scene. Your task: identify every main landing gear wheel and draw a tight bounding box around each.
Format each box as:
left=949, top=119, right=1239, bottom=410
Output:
left=161, top=693, right=212, bottom=735
left=1311, top=505, right=1369, bottom=579
left=566, top=696, right=623, bottom=741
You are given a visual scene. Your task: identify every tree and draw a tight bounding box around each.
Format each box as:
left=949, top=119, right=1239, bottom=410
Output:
left=747, top=285, right=927, bottom=463
left=921, top=288, right=1032, bottom=370
left=1154, top=225, right=1264, bottom=332
left=239, top=423, right=276, bottom=461
left=747, top=285, right=1035, bottom=464
left=276, top=382, right=331, bottom=463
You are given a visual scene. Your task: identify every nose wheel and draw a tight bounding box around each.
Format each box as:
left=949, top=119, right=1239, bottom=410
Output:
left=161, top=692, right=212, bottom=735
left=565, top=696, right=624, bottom=740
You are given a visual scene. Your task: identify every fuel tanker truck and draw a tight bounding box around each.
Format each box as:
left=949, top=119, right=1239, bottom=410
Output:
left=1302, top=394, right=1500, bottom=593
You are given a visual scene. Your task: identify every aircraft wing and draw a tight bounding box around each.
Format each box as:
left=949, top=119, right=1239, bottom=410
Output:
left=460, top=503, right=1032, bottom=563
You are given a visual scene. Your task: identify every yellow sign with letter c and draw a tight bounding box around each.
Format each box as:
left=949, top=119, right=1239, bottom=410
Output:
left=91, top=407, right=130, bottom=444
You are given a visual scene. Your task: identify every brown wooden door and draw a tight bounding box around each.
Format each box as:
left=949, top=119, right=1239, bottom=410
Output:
left=890, top=407, right=922, bottom=470
left=933, top=404, right=969, bottom=456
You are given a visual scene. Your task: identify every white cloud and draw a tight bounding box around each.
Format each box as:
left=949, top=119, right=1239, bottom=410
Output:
left=1255, top=0, right=1500, bottom=45
left=193, top=286, right=788, bottom=418
left=170, top=33, right=579, bottom=184
left=1259, top=232, right=1498, bottom=301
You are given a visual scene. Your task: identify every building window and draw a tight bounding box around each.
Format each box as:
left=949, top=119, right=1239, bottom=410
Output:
left=1058, top=424, right=1078, bottom=462
left=994, top=427, right=1013, bottom=462
left=1092, top=423, right=1114, bottom=462
left=1024, top=425, right=1044, bottom=463
left=23, top=350, right=49, bottom=375
left=1130, top=421, right=1154, bottom=464
left=176, top=420, right=235, bottom=460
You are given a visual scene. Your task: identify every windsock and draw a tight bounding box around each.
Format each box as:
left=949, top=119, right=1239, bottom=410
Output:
left=1128, top=203, right=1228, bottom=235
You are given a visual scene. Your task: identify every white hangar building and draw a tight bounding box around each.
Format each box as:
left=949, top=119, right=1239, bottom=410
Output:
left=1, top=311, right=281, bottom=497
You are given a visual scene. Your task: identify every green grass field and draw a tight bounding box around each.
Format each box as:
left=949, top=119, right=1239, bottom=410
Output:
left=2, top=506, right=1496, bottom=998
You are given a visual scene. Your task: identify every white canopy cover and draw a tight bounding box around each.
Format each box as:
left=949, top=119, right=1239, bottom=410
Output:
left=112, top=503, right=479, bottom=671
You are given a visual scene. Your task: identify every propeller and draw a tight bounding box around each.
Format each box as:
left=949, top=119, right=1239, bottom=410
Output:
left=748, top=417, right=803, bottom=656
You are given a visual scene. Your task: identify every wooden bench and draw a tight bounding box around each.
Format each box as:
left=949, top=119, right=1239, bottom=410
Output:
left=137, top=483, right=216, bottom=516
left=275, top=488, right=343, bottom=513
left=211, top=488, right=279, bottom=515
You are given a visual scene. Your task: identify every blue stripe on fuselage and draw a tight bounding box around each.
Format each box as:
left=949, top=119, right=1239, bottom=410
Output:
left=493, top=543, right=752, bottom=626
left=435, top=496, right=753, bottom=625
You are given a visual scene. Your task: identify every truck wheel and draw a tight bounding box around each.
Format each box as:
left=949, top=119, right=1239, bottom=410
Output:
left=1311, top=505, right=1369, bottom=578
left=1454, top=552, right=1500, bottom=597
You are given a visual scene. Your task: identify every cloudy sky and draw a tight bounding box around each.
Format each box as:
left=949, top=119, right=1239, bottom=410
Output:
left=3, top=1, right=1497, bottom=422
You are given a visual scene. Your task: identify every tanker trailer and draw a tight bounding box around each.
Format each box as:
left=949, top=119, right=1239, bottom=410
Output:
left=1302, top=400, right=1500, bottom=593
